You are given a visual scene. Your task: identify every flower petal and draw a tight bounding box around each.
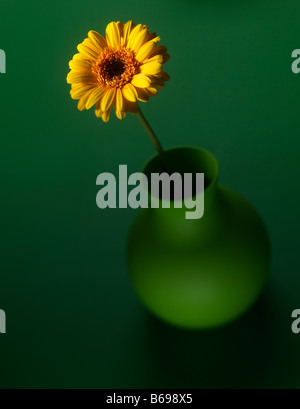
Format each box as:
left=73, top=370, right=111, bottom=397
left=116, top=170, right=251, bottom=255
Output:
left=88, top=30, right=107, bottom=51
left=161, top=71, right=171, bottom=81
left=100, top=88, right=116, bottom=112
left=149, top=71, right=170, bottom=82
left=146, top=87, right=158, bottom=97
left=128, top=27, right=149, bottom=53
left=116, top=111, right=126, bottom=120
left=71, top=84, right=96, bottom=99
left=67, top=72, right=97, bottom=84
left=71, top=83, right=84, bottom=92
left=135, top=87, right=149, bottom=102
left=147, top=31, right=157, bottom=41
left=121, top=99, right=139, bottom=114
left=77, top=88, right=95, bottom=111
left=72, top=53, right=86, bottom=61
left=69, top=59, right=92, bottom=71
left=131, top=74, right=151, bottom=88
left=77, top=42, right=99, bottom=60
left=102, top=105, right=113, bottom=122
left=123, top=21, right=135, bottom=46
left=163, top=53, right=170, bottom=63
left=149, top=45, right=170, bottom=63
left=116, top=89, right=124, bottom=112
left=141, top=62, right=163, bottom=76
left=122, top=83, right=138, bottom=102
left=127, top=24, right=144, bottom=49
left=126, top=100, right=139, bottom=114
left=86, top=86, right=107, bottom=109
left=106, top=22, right=121, bottom=48
left=144, top=54, right=164, bottom=64
left=116, top=22, right=124, bottom=42
left=136, top=40, right=159, bottom=62
left=148, top=45, right=166, bottom=56
left=149, top=79, right=165, bottom=90
left=83, top=38, right=101, bottom=53
left=95, top=100, right=103, bottom=117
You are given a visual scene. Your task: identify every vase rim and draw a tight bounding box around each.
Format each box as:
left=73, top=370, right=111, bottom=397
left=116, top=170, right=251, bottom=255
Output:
left=142, top=145, right=219, bottom=199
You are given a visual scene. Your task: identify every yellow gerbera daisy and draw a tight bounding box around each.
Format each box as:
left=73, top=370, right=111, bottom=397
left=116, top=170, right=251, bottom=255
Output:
left=67, top=21, right=170, bottom=123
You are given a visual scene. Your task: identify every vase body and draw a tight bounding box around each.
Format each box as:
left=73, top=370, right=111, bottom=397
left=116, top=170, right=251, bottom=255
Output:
left=127, top=147, right=270, bottom=329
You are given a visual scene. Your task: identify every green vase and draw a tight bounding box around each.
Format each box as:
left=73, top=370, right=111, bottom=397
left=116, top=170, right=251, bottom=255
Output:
left=127, top=146, right=270, bottom=329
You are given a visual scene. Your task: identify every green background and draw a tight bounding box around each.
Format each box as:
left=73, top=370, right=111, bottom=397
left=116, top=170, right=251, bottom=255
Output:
left=0, top=0, right=300, bottom=388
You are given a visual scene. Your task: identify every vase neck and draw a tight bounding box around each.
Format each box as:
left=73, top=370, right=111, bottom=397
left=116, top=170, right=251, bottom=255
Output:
left=142, top=146, right=219, bottom=221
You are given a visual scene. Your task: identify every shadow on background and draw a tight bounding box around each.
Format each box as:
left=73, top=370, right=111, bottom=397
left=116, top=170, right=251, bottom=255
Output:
left=141, top=287, right=289, bottom=388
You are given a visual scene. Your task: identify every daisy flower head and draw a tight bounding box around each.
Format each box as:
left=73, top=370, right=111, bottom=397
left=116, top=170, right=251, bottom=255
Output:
left=67, top=21, right=170, bottom=123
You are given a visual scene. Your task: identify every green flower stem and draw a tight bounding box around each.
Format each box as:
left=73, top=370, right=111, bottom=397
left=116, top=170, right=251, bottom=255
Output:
left=137, top=107, right=170, bottom=172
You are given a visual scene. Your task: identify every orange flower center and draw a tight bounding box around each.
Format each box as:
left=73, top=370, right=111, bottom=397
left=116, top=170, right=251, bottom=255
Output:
left=93, top=48, right=140, bottom=88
